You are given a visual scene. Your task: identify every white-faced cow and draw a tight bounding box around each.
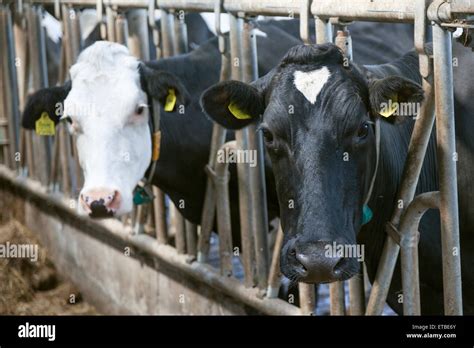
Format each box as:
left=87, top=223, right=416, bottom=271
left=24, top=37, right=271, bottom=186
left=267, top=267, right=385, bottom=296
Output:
left=201, top=40, right=474, bottom=314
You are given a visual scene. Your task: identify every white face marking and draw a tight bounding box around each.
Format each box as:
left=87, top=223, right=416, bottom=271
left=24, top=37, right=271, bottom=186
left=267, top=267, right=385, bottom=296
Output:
left=293, top=67, right=331, bottom=104
left=64, top=41, right=152, bottom=216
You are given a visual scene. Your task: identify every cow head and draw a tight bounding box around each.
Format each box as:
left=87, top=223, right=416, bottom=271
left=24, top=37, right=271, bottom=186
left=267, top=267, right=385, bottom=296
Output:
left=22, top=41, right=189, bottom=218
left=201, top=44, right=423, bottom=284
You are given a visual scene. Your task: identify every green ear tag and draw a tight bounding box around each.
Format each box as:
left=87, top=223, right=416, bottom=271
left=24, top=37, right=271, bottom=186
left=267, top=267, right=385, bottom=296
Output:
left=379, top=94, right=398, bottom=118
left=362, top=204, right=373, bottom=225
left=228, top=102, right=252, bottom=120
left=35, top=112, right=55, bottom=136
left=164, top=89, right=176, bottom=112
left=133, top=186, right=154, bottom=205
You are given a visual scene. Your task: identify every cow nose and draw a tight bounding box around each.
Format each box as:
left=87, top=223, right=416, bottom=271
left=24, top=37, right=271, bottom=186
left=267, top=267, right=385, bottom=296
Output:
left=288, top=241, right=354, bottom=284
left=80, top=189, right=120, bottom=218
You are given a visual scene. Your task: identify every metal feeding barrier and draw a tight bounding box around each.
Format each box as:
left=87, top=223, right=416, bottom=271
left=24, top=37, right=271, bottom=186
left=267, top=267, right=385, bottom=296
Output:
left=0, top=0, right=471, bottom=315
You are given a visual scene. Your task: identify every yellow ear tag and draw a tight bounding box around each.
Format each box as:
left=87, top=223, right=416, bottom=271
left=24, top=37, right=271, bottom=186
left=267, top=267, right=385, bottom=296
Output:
left=379, top=94, right=398, bottom=118
left=164, top=89, right=176, bottom=112
left=228, top=102, right=252, bottom=120
left=35, top=112, right=55, bottom=136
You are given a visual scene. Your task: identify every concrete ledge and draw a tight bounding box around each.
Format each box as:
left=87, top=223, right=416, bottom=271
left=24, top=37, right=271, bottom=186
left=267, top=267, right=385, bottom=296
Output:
left=0, top=165, right=301, bottom=315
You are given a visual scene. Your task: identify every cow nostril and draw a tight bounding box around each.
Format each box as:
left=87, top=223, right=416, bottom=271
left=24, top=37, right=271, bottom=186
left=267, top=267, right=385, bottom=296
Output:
left=90, top=199, right=105, bottom=210
left=333, top=257, right=349, bottom=276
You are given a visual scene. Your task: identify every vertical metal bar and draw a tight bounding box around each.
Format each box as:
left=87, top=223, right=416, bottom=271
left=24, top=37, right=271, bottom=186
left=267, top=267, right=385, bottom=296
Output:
left=348, top=269, right=365, bottom=315
left=160, top=9, right=174, bottom=57
left=299, top=283, right=315, bottom=315
left=185, top=220, right=198, bottom=258
left=105, top=5, right=116, bottom=42
left=153, top=186, right=168, bottom=244
left=432, top=23, right=463, bottom=315
left=241, top=18, right=269, bottom=291
left=173, top=10, right=188, bottom=54
left=174, top=212, right=186, bottom=254
left=330, top=281, right=346, bottom=315
left=230, top=13, right=255, bottom=288
left=267, top=224, right=283, bottom=298
left=0, top=6, right=21, bottom=170
left=26, top=5, right=51, bottom=185
left=197, top=35, right=230, bottom=262
left=127, top=9, right=150, bottom=60
left=315, top=17, right=331, bottom=44
left=399, top=192, right=440, bottom=315
left=115, top=13, right=129, bottom=45
left=214, top=141, right=238, bottom=276
left=366, top=77, right=435, bottom=315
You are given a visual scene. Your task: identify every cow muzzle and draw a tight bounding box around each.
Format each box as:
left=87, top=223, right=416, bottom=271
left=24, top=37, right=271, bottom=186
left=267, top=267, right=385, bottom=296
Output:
left=80, top=188, right=121, bottom=218
left=282, top=239, right=360, bottom=284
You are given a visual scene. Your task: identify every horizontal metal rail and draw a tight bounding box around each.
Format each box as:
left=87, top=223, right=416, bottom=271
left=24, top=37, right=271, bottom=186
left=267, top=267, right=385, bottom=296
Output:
left=21, top=0, right=474, bottom=22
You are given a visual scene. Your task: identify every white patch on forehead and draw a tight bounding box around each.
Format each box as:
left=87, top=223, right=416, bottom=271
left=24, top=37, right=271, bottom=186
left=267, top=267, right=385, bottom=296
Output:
left=293, top=67, right=331, bottom=104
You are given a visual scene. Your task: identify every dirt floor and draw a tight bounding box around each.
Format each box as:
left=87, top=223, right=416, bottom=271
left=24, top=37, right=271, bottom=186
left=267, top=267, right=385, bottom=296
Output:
left=0, top=218, right=98, bottom=315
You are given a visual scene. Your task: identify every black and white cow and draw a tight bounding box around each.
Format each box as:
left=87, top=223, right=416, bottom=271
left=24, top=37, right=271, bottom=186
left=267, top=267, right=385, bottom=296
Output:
left=201, top=40, right=474, bottom=314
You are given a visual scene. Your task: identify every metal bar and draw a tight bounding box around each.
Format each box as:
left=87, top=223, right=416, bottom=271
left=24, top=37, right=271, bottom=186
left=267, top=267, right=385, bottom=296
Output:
left=173, top=10, right=188, bottom=54
left=127, top=9, right=150, bottom=60
left=432, top=23, right=463, bottom=315
left=160, top=9, right=174, bottom=57
left=26, top=5, right=51, bottom=185
left=242, top=18, right=269, bottom=291
left=115, top=13, right=129, bottom=45
left=312, top=0, right=415, bottom=22
left=214, top=141, right=238, bottom=277
left=298, top=283, right=315, bottom=315
left=106, top=5, right=116, bottom=41
left=399, top=191, right=440, bottom=315
left=330, top=281, right=346, bottom=315
left=366, top=64, right=435, bottom=316
left=174, top=209, right=186, bottom=254
left=230, top=13, right=255, bottom=288
left=267, top=224, right=283, bottom=298
left=153, top=186, right=168, bottom=244
left=185, top=220, right=198, bottom=258
left=0, top=6, right=21, bottom=170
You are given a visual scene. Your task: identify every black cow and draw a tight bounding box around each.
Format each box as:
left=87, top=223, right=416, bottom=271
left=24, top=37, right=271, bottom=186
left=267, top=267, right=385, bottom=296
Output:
left=201, top=39, right=474, bottom=314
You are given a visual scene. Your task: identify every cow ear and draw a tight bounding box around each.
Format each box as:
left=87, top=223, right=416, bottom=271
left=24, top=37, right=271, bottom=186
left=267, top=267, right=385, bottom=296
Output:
left=369, top=76, right=424, bottom=124
left=139, top=64, right=190, bottom=113
left=200, top=80, right=264, bottom=130
left=21, top=81, right=71, bottom=130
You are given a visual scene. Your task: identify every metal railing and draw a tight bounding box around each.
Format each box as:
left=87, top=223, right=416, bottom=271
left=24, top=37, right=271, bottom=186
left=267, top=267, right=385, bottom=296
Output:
left=0, top=0, right=471, bottom=316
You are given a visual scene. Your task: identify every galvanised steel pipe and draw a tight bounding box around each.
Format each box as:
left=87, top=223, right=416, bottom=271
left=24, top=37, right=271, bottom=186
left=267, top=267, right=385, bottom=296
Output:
left=0, top=5, right=21, bottom=170
left=159, top=9, right=174, bottom=57
left=267, top=224, right=284, bottom=298
left=231, top=13, right=256, bottom=288
left=127, top=9, right=150, bottom=60
left=399, top=191, right=440, bottom=315
left=242, top=18, right=269, bottom=291
left=214, top=141, right=238, bottom=277
left=298, top=283, right=315, bottom=315
left=312, top=0, right=415, bottom=23
left=197, top=35, right=230, bottom=262
left=366, top=76, right=436, bottom=315
left=432, top=23, right=463, bottom=315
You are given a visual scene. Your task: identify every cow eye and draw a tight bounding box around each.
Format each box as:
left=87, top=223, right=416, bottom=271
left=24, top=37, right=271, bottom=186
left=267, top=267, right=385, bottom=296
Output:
left=136, top=105, right=147, bottom=115
left=63, top=116, right=72, bottom=124
left=357, top=122, right=370, bottom=139
left=260, top=127, right=274, bottom=144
